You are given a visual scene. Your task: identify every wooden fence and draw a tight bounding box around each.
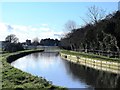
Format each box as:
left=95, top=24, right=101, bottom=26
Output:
left=74, top=49, right=120, bottom=58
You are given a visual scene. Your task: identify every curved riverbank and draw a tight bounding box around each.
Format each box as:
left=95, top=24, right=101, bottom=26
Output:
left=60, top=50, right=120, bottom=74
left=2, top=50, right=65, bottom=89
left=6, top=50, right=44, bottom=63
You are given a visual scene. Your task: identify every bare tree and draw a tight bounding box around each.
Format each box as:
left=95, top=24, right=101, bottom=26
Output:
left=63, top=20, right=77, bottom=50
left=87, top=5, right=106, bottom=24
left=4, top=34, right=24, bottom=52
left=32, top=37, right=39, bottom=46
left=5, top=34, right=19, bottom=43
left=64, top=20, right=76, bottom=31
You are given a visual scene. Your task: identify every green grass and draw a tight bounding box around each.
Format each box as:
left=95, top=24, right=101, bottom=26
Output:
left=1, top=50, right=66, bottom=89
left=61, top=50, right=120, bottom=63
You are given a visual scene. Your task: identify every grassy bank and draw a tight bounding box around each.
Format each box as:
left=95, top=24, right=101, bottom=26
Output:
left=1, top=49, right=65, bottom=89
left=61, top=50, right=120, bottom=63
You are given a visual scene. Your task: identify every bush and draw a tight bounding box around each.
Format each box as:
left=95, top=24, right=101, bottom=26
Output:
left=4, top=43, right=24, bottom=52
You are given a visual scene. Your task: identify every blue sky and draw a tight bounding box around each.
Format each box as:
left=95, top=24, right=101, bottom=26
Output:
left=0, top=2, right=119, bottom=42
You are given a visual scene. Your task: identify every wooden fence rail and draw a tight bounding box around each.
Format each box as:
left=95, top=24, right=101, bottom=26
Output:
left=74, top=49, right=120, bottom=58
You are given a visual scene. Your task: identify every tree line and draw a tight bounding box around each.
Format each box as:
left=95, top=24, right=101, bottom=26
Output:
left=2, top=34, right=24, bottom=52
left=60, top=7, right=120, bottom=56
left=2, top=34, right=60, bottom=52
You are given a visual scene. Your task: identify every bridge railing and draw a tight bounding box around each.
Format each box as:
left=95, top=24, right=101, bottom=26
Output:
left=25, top=46, right=60, bottom=52
left=37, top=46, right=60, bottom=52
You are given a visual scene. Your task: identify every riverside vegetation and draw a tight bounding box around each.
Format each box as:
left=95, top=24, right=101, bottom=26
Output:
left=60, top=50, right=120, bottom=74
left=61, top=50, right=120, bottom=63
left=1, top=6, right=120, bottom=89
left=1, top=49, right=65, bottom=89
left=61, top=10, right=120, bottom=58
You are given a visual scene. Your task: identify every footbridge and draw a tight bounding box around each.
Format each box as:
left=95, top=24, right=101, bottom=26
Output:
left=25, top=46, right=61, bottom=52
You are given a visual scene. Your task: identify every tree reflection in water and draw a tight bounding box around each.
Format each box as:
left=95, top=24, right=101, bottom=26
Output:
left=30, top=52, right=59, bottom=60
left=11, top=52, right=120, bottom=89
left=62, top=59, right=120, bottom=88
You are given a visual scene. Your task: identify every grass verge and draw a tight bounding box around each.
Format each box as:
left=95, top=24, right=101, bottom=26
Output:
left=1, top=49, right=65, bottom=89
left=61, top=50, right=120, bottom=63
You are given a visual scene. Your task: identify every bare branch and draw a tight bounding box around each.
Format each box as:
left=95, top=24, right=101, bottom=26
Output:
left=64, top=20, right=76, bottom=31
left=87, top=5, right=106, bottom=24
left=5, top=34, right=19, bottom=43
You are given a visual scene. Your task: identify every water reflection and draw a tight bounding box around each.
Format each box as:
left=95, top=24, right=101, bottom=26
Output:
left=11, top=52, right=120, bottom=89
left=63, top=59, right=120, bottom=88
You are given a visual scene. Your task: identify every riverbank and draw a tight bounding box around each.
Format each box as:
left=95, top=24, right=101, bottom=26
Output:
left=1, top=49, right=65, bottom=89
left=60, top=50, right=120, bottom=74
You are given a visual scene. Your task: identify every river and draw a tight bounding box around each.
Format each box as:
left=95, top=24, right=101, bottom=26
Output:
left=11, top=52, right=120, bottom=89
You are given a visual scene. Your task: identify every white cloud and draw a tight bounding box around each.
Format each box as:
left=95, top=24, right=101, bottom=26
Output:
left=39, top=27, right=50, bottom=32
left=41, top=24, right=49, bottom=27
left=0, top=23, right=11, bottom=41
left=0, top=22, right=63, bottom=42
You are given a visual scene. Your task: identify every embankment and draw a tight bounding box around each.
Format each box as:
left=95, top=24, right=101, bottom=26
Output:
left=7, top=49, right=44, bottom=63
left=60, top=50, right=120, bottom=74
left=2, top=49, right=65, bottom=89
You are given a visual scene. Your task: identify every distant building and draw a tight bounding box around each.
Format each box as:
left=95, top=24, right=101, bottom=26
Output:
left=40, top=38, right=61, bottom=46
left=0, top=41, right=2, bottom=49
left=0, top=41, right=10, bottom=51
left=26, top=39, right=31, bottom=45
left=118, top=1, right=120, bottom=11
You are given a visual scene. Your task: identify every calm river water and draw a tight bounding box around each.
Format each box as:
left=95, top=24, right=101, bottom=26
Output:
left=11, top=52, right=120, bottom=89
